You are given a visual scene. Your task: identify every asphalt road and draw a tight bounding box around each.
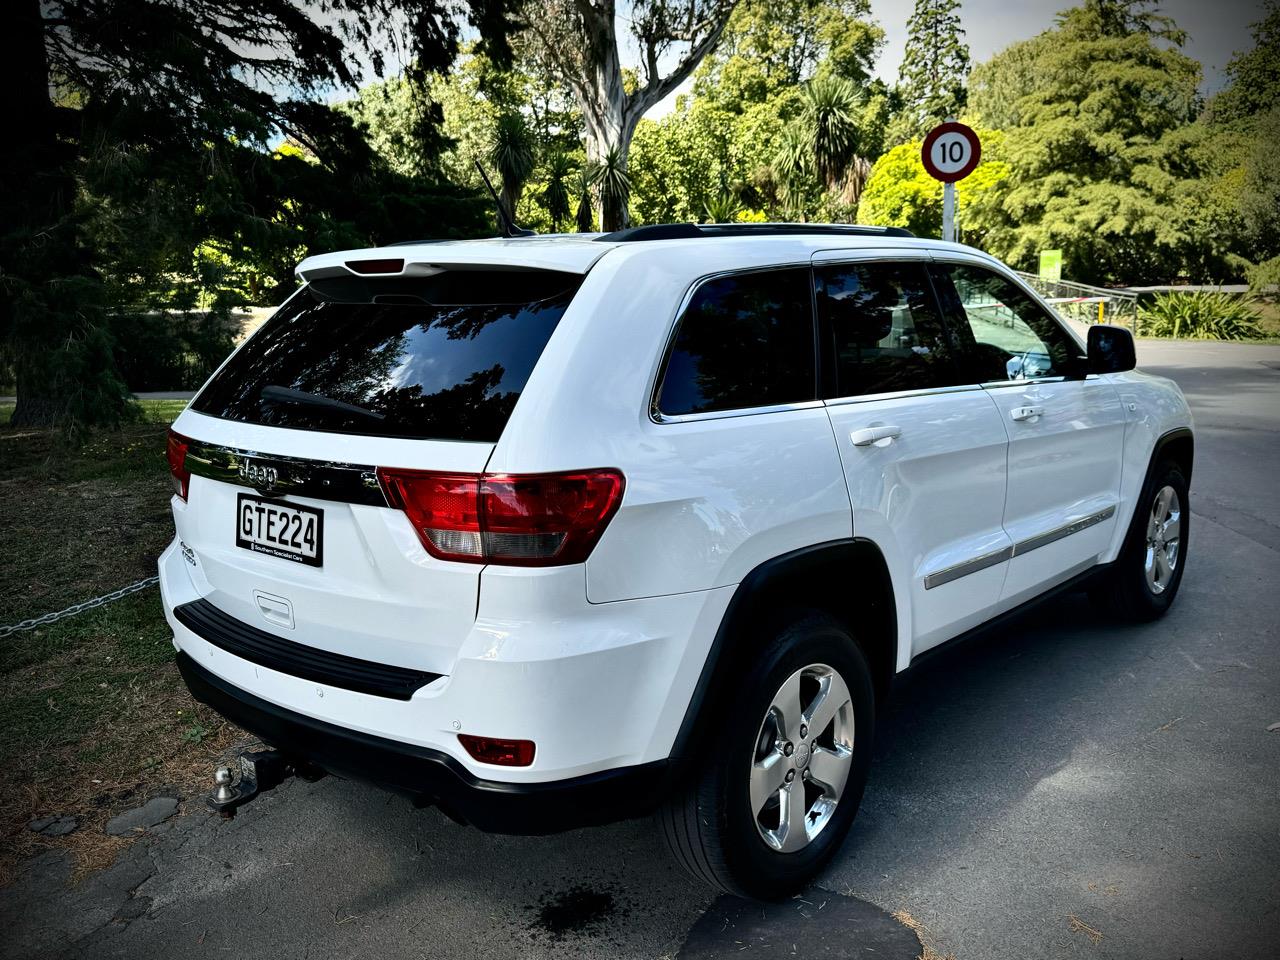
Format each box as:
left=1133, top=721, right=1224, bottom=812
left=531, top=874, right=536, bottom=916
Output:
left=3, top=339, right=1278, bottom=960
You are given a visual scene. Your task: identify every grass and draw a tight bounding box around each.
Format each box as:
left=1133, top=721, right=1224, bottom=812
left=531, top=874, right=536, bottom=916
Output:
left=0, top=403, right=246, bottom=883
left=0, top=396, right=188, bottom=429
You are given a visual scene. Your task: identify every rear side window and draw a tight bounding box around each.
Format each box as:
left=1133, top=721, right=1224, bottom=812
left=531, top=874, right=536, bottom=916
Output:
left=191, top=270, right=583, bottom=442
left=656, top=268, right=815, bottom=416
left=814, top=261, right=961, bottom=398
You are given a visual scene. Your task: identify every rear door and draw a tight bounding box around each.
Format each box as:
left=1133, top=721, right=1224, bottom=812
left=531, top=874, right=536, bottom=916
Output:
left=813, top=251, right=1013, bottom=656
left=169, top=267, right=584, bottom=676
left=931, top=260, right=1126, bottom=606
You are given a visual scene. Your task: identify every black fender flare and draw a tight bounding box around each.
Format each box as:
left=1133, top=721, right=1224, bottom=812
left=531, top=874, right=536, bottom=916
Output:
left=668, top=538, right=897, bottom=763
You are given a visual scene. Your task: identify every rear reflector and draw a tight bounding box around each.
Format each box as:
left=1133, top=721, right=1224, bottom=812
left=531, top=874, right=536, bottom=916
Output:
left=345, top=258, right=404, bottom=275
left=458, top=734, right=536, bottom=767
left=376, top=468, right=624, bottom=566
left=166, top=429, right=191, bottom=500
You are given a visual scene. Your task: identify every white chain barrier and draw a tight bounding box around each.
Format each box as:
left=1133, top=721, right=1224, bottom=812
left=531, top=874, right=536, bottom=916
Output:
left=0, top=576, right=160, bottom=638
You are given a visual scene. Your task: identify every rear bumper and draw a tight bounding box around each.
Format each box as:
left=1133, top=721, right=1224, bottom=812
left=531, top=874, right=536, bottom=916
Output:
left=177, top=651, right=674, bottom=834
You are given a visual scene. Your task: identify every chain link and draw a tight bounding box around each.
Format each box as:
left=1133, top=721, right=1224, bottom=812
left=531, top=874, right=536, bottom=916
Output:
left=0, top=576, right=160, bottom=638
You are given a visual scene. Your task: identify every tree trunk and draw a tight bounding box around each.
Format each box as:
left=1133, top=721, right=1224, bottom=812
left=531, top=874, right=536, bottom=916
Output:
left=6, top=0, right=77, bottom=428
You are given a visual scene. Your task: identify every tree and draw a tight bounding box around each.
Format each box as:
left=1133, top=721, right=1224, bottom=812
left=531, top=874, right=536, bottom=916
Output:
left=539, top=153, right=576, bottom=231
left=891, top=0, right=970, bottom=143
left=1196, top=0, right=1280, bottom=283
left=960, top=0, right=1205, bottom=284
left=489, top=112, right=537, bottom=224
left=805, top=76, right=861, bottom=192
left=3, top=0, right=517, bottom=429
left=521, top=0, right=738, bottom=229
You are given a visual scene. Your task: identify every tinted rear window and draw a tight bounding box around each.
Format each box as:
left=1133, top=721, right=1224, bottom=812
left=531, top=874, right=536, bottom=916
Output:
left=191, top=270, right=583, bottom=442
left=656, top=267, right=815, bottom=416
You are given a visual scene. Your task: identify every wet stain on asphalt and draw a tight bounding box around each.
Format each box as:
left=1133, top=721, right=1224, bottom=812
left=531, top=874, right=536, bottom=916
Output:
left=528, top=884, right=619, bottom=940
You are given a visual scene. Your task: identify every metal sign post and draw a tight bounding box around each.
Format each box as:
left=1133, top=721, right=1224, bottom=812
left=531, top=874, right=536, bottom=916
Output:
left=921, top=121, right=982, bottom=244
left=941, top=182, right=956, bottom=244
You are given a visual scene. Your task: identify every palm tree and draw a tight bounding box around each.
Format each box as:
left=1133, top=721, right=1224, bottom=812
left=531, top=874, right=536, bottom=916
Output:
left=540, top=152, right=574, bottom=232
left=573, top=167, right=595, bottom=232
left=803, top=75, right=861, bottom=194
left=488, top=112, right=536, bottom=228
left=593, top=146, right=631, bottom=232
left=771, top=125, right=812, bottom=220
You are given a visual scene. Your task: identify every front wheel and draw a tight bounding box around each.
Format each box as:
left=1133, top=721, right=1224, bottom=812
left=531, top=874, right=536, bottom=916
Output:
left=659, top=611, right=875, bottom=899
left=1091, top=459, right=1189, bottom=621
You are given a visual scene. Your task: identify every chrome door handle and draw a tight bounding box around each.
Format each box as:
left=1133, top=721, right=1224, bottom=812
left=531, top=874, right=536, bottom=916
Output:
left=850, top=425, right=902, bottom=446
left=1010, top=405, right=1045, bottom=422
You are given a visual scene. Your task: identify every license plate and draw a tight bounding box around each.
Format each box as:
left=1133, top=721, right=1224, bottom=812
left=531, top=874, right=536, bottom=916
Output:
left=236, top=493, right=324, bottom=567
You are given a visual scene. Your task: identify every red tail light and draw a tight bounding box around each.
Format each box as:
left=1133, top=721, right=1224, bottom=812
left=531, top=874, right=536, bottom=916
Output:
left=458, top=734, right=536, bottom=767
left=376, top=468, right=624, bottom=566
left=166, top=429, right=191, bottom=500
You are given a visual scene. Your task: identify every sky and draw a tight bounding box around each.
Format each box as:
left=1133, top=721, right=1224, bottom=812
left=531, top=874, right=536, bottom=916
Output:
left=647, top=0, right=1267, bottom=119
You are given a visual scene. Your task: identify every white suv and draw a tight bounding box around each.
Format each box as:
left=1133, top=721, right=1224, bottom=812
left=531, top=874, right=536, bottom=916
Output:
left=160, top=224, right=1193, bottom=897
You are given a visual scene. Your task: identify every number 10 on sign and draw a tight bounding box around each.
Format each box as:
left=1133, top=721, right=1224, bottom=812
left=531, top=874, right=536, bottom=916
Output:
left=921, top=121, right=982, bottom=243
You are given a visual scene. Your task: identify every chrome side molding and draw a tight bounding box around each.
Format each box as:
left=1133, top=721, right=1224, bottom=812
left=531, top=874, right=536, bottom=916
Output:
left=923, top=546, right=1013, bottom=590
left=923, top=505, right=1117, bottom=590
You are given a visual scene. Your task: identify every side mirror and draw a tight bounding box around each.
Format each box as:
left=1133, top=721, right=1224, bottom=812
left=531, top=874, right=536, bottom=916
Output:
left=1087, top=324, right=1136, bottom=374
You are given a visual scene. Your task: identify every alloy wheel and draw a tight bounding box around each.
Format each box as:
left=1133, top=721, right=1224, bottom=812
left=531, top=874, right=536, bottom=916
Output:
left=1145, top=484, right=1182, bottom=595
left=750, top=663, right=855, bottom=853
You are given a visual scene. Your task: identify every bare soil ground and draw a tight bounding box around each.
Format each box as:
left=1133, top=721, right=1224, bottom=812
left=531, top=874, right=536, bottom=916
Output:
left=0, top=411, right=247, bottom=883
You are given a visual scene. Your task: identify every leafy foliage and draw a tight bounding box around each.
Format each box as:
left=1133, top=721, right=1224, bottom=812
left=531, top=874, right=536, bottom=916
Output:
left=1137, top=291, right=1263, bottom=340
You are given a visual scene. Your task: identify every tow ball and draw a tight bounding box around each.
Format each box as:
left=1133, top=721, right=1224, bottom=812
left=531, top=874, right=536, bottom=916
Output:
left=208, top=749, right=326, bottom=819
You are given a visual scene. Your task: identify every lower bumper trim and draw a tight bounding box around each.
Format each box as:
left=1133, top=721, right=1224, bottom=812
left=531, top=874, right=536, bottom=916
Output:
left=176, top=652, right=673, bottom=834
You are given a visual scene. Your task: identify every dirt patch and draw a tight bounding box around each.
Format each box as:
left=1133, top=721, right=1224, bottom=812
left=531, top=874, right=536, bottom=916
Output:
left=1, top=418, right=249, bottom=884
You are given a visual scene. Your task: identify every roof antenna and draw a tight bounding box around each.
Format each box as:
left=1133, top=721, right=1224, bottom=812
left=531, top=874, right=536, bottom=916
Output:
left=474, top=160, right=534, bottom=238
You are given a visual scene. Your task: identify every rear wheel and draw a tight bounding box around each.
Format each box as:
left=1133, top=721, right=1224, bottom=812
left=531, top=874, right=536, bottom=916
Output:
left=659, top=611, right=875, bottom=899
left=1091, top=459, right=1189, bottom=621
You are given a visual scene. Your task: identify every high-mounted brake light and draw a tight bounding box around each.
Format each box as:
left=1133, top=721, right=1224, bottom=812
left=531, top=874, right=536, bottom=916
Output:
left=345, top=258, right=404, bottom=275
left=376, top=468, right=625, bottom=566
left=458, top=734, right=536, bottom=767
left=166, top=429, right=191, bottom=500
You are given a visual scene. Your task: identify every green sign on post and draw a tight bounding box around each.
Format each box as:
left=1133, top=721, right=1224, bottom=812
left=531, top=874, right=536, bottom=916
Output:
left=1039, top=249, right=1063, bottom=282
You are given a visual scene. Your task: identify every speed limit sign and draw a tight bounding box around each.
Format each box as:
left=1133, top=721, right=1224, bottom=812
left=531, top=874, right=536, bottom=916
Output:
left=921, top=121, right=981, bottom=183
left=921, top=121, right=981, bottom=242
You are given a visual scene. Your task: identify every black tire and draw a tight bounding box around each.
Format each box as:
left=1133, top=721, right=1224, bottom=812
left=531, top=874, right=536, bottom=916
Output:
left=1090, top=458, right=1189, bottom=622
left=658, top=610, right=875, bottom=899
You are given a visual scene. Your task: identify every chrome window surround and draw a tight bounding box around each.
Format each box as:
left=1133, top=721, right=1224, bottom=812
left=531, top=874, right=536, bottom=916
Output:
left=646, top=252, right=1092, bottom=425
left=922, top=505, right=1116, bottom=590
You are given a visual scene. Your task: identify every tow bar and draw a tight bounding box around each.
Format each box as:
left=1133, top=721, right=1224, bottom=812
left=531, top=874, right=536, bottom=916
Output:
left=208, top=749, right=327, bottom=818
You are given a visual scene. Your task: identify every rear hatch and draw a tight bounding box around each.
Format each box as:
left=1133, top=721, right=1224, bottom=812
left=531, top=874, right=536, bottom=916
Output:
left=168, top=263, right=586, bottom=677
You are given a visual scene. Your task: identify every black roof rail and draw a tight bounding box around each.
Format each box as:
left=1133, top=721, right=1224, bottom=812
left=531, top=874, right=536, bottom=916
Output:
left=385, top=239, right=445, bottom=246
left=595, top=222, right=915, bottom=242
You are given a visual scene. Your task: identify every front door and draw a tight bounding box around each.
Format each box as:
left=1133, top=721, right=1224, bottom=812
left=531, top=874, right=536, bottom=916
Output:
left=932, top=261, right=1127, bottom=607
left=813, top=252, right=1013, bottom=658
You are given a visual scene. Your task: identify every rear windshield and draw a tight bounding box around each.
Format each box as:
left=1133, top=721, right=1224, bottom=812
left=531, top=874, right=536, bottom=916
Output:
left=191, top=270, right=583, bottom=442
